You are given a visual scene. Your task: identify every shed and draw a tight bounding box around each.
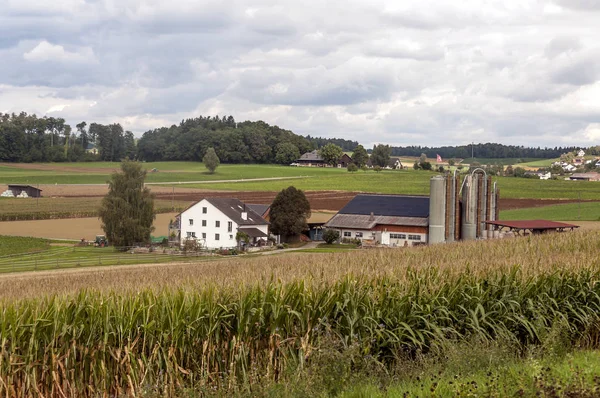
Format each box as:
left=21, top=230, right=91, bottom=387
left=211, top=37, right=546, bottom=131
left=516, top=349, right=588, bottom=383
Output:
left=7, top=184, right=42, bottom=198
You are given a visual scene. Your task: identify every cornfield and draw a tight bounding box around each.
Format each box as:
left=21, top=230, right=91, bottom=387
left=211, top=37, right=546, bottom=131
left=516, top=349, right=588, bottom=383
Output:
left=1, top=231, right=600, bottom=396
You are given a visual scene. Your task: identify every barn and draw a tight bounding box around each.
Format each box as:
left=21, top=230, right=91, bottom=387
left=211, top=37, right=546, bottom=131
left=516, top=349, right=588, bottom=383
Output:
left=7, top=185, right=42, bottom=198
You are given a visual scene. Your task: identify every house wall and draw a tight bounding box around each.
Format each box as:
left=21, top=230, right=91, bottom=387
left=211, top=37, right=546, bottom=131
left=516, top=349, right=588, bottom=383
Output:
left=180, top=199, right=239, bottom=249
left=335, top=225, right=428, bottom=246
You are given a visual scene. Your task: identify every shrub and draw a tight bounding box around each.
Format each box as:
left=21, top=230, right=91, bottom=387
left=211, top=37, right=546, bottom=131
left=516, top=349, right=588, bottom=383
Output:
left=347, top=163, right=358, bottom=172
left=322, top=229, right=340, bottom=244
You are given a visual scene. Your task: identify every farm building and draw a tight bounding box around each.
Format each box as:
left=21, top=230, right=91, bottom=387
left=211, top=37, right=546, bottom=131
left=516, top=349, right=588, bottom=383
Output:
left=324, top=172, right=500, bottom=246
left=295, top=150, right=354, bottom=168
left=3, top=185, right=42, bottom=198
left=569, top=173, right=600, bottom=181
left=324, top=194, right=430, bottom=246
left=177, top=198, right=270, bottom=250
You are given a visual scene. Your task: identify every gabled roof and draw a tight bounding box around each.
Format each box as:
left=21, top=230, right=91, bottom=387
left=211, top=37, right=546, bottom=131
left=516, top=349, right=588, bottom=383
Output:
left=246, top=204, right=270, bottom=217
left=338, top=194, right=430, bottom=218
left=298, top=150, right=324, bottom=161
left=181, top=198, right=269, bottom=226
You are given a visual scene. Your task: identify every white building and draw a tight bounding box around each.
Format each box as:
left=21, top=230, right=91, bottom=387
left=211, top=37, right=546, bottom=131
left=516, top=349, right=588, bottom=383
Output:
left=179, top=198, right=269, bottom=249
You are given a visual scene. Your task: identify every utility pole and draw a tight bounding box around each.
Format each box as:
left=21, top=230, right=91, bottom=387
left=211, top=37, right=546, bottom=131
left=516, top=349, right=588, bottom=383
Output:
left=472, top=142, right=474, bottom=159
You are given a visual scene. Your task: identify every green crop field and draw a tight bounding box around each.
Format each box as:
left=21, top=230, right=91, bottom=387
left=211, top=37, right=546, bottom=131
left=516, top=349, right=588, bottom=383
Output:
left=0, top=236, right=49, bottom=256
left=501, top=201, right=600, bottom=221
left=462, top=157, right=545, bottom=165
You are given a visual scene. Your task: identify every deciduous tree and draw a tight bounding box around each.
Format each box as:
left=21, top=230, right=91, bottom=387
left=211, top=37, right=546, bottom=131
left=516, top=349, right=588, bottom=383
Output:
left=269, top=186, right=311, bottom=242
left=351, top=145, right=368, bottom=167
left=203, top=147, right=220, bottom=174
left=319, top=143, right=343, bottom=166
left=98, top=161, right=155, bottom=248
left=371, top=144, right=391, bottom=167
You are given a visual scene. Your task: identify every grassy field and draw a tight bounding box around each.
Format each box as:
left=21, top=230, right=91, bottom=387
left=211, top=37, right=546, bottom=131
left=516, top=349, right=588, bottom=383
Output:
left=462, top=157, right=546, bottom=165
left=2, top=162, right=599, bottom=201
left=0, top=236, right=49, bottom=256
left=502, top=201, right=600, bottom=221
left=0, top=197, right=189, bottom=220
left=0, top=162, right=343, bottom=184
left=1, top=230, right=600, bottom=395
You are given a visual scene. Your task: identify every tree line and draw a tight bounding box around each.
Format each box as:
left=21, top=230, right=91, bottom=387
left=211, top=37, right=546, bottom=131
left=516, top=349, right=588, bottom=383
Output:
left=388, top=143, right=579, bottom=159
left=0, top=112, right=135, bottom=162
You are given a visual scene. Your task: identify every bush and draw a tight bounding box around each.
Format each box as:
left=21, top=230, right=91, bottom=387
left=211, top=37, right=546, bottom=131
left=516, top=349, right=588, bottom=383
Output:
left=374, top=166, right=382, bottom=173
left=347, top=163, right=358, bottom=172
left=322, top=229, right=340, bottom=244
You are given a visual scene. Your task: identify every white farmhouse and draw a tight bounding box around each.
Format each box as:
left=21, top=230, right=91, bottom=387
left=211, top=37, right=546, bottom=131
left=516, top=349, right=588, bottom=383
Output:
left=179, top=198, right=269, bottom=249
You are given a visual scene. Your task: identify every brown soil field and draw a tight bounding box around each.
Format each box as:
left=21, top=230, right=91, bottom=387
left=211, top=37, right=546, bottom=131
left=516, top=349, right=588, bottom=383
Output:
left=0, top=213, right=178, bottom=241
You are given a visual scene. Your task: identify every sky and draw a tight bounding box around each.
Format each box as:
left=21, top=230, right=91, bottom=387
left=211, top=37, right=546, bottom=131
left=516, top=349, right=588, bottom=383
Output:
left=0, top=0, right=599, bottom=148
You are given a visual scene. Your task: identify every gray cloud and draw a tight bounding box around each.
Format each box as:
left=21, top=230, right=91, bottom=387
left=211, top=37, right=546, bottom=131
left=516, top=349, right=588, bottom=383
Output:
left=1, top=0, right=599, bottom=148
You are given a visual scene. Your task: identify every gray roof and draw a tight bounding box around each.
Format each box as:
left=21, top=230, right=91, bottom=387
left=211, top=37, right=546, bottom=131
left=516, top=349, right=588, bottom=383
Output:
left=246, top=204, right=270, bottom=216
left=338, top=194, right=430, bottom=218
left=205, top=198, right=269, bottom=226
left=238, top=227, right=268, bottom=238
left=325, top=214, right=428, bottom=229
left=298, top=150, right=324, bottom=161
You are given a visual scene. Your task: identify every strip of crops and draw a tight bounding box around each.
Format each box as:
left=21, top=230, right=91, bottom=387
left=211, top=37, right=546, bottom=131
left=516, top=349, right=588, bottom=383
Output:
left=1, top=266, right=600, bottom=396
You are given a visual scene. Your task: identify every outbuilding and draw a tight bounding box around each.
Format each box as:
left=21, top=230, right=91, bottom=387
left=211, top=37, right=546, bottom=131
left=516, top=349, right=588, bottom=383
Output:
left=7, top=184, right=42, bottom=198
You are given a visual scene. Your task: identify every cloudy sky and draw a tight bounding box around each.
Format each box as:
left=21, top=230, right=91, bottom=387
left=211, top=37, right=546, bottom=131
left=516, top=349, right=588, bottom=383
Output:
left=1, top=0, right=599, bottom=148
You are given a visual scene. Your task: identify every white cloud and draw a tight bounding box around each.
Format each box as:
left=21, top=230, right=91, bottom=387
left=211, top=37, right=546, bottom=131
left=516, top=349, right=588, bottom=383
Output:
left=23, top=40, right=96, bottom=63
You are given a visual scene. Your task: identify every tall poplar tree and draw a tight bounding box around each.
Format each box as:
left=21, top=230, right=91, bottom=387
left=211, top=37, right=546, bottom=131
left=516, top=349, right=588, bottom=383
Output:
left=98, top=161, right=155, bottom=247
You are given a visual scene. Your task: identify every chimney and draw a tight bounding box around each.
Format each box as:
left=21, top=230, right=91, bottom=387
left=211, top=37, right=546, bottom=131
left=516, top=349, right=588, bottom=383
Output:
left=369, top=212, right=375, bottom=221
left=241, top=211, right=248, bottom=220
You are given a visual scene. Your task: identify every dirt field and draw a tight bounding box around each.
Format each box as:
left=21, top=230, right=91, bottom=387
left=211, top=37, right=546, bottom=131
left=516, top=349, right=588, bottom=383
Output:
left=0, top=213, right=179, bottom=241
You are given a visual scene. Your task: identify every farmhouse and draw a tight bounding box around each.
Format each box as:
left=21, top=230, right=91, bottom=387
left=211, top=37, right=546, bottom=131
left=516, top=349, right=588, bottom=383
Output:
left=178, top=198, right=269, bottom=249
left=524, top=171, right=551, bottom=180
left=295, top=150, right=354, bottom=168
left=569, top=172, right=600, bottom=181
left=324, top=194, right=430, bottom=246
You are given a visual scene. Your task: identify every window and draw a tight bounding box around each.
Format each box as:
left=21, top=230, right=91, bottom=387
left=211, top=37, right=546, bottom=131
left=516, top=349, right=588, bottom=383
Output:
left=215, top=233, right=220, bottom=241
left=228, top=221, right=232, bottom=232
left=215, top=220, right=220, bottom=228
left=186, top=232, right=196, bottom=238
left=202, top=220, right=207, bottom=227
left=191, top=232, right=196, bottom=238
left=189, top=219, right=193, bottom=226
left=229, top=235, right=233, bottom=240
left=202, top=207, right=207, bottom=214
left=202, top=233, right=206, bottom=239
left=355, top=232, right=363, bottom=238
left=343, top=231, right=351, bottom=237
left=408, top=235, right=421, bottom=241
left=390, top=233, right=407, bottom=239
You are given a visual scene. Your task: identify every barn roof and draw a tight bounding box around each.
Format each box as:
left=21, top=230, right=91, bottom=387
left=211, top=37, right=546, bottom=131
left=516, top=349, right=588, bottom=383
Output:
left=7, top=184, right=42, bottom=191
left=338, top=194, right=430, bottom=218
left=485, top=220, right=579, bottom=230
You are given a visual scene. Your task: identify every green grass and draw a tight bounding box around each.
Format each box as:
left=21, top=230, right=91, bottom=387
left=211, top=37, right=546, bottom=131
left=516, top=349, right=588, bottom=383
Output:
left=0, top=162, right=345, bottom=184
left=462, top=157, right=545, bottom=165
left=336, top=349, right=600, bottom=397
left=501, top=201, right=600, bottom=221
left=0, top=236, right=49, bottom=256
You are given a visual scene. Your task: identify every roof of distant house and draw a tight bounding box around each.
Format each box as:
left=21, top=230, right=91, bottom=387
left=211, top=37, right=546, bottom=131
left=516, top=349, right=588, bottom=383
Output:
left=298, top=150, right=324, bottom=161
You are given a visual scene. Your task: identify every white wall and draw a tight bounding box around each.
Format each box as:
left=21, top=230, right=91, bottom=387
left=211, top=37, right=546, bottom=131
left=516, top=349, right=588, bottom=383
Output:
left=180, top=199, right=239, bottom=249
left=335, top=228, right=427, bottom=247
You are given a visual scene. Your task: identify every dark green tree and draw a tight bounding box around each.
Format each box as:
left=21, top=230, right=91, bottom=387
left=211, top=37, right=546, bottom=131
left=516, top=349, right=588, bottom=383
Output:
left=351, top=145, right=368, bottom=167
left=98, top=161, right=155, bottom=247
left=371, top=144, right=391, bottom=167
left=322, top=229, right=340, bottom=244
left=318, top=143, right=343, bottom=166
left=203, top=147, right=220, bottom=173
left=274, top=142, right=300, bottom=164
left=347, top=163, right=358, bottom=172
left=269, top=186, right=311, bottom=242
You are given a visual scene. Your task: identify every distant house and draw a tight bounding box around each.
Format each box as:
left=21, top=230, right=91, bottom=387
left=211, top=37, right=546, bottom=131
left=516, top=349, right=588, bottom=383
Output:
left=324, top=194, right=430, bottom=247
left=563, top=164, right=577, bottom=172
left=386, top=157, right=403, bottom=170
left=178, top=198, right=270, bottom=249
left=577, top=149, right=586, bottom=157
left=569, top=173, right=600, bottom=182
left=86, top=143, right=98, bottom=155
left=524, top=171, right=551, bottom=180
left=296, top=150, right=354, bottom=168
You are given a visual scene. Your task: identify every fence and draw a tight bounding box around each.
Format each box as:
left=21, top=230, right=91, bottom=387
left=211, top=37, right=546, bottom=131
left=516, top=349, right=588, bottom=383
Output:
left=0, top=246, right=214, bottom=274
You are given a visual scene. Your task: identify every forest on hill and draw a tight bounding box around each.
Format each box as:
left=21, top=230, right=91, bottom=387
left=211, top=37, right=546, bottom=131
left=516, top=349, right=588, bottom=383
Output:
left=0, top=111, right=588, bottom=163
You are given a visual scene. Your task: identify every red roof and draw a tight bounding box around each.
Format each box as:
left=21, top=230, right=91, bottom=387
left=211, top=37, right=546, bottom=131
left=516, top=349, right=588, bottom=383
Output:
left=485, top=220, right=579, bottom=229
